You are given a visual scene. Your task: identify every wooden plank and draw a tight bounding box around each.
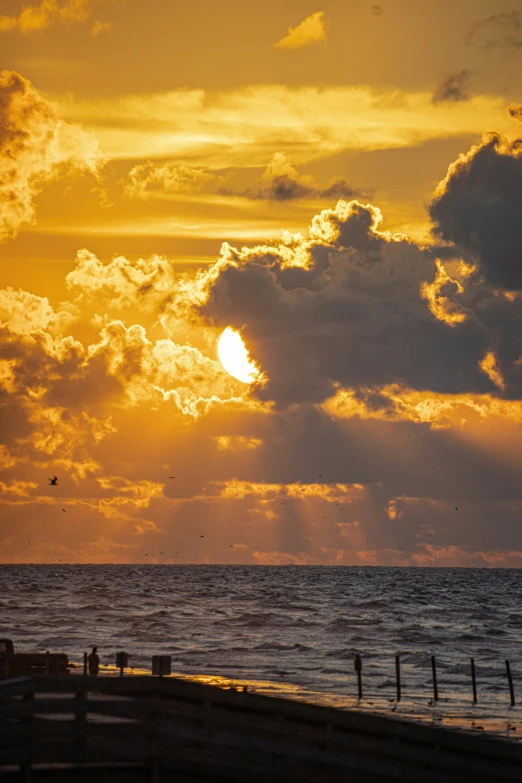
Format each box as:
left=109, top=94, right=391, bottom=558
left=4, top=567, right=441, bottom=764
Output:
left=153, top=712, right=522, bottom=783
left=0, top=678, right=35, bottom=698
left=145, top=696, right=522, bottom=782
left=0, top=698, right=145, bottom=721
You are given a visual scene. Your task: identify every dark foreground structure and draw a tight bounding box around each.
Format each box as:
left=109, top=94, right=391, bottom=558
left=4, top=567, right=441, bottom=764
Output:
left=1, top=675, right=521, bottom=782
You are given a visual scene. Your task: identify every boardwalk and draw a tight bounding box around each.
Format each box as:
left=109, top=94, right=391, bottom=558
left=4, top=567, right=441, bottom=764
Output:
left=1, top=674, right=522, bottom=781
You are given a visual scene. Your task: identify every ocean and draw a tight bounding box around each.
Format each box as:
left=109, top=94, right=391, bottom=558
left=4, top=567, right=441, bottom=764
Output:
left=1, top=565, right=521, bottom=737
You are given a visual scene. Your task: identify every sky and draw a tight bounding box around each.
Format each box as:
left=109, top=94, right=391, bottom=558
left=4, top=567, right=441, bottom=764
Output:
left=1, top=0, right=522, bottom=565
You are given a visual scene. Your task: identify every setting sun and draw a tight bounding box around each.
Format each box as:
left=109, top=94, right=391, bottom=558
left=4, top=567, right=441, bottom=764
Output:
left=218, top=327, right=262, bottom=384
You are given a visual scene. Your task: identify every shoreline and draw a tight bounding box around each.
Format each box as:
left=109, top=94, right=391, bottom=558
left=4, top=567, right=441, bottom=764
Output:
left=66, top=661, right=522, bottom=743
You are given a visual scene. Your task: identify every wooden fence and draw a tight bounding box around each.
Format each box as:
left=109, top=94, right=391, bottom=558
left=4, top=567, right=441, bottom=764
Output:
left=1, top=675, right=522, bottom=782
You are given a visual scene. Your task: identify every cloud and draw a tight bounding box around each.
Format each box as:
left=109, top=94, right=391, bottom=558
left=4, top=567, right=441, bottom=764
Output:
left=232, top=152, right=365, bottom=202
left=0, top=0, right=110, bottom=36
left=508, top=103, right=522, bottom=123
left=195, top=198, right=522, bottom=406
left=215, top=435, right=262, bottom=451
left=324, top=385, right=522, bottom=429
left=123, top=162, right=222, bottom=199
left=275, top=11, right=327, bottom=50
left=420, top=259, right=466, bottom=326
left=0, top=287, right=77, bottom=334
left=65, top=249, right=178, bottom=309
left=91, top=18, right=111, bottom=36
left=56, top=85, right=513, bottom=164
left=0, top=282, right=248, bottom=478
left=432, top=70, right=472, bottom=105
left=467, top=11, right=522, bottom=51
left=0, top=70, right=100, bottom=241
left=370, top=4, right=383, bottom=17
left=430, top=131, right=522, bottom=290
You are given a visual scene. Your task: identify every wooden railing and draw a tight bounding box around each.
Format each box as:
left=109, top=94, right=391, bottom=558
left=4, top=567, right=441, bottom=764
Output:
left=1, top=675, right=522, bottom=782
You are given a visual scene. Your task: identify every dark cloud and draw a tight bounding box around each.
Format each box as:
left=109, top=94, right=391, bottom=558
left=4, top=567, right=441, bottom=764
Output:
left=197, top=199, right=522, bottom=407
left=222, top=153, right=367, bottom=202
left=429, top=132, right=522, bottom=291
left=432, top=70, right=472, bottom=105
left=242, top=174, right=363, bottom=202
left=467, top=11, right=522, bottom=51
left=508, top=103, right=522, bottom=123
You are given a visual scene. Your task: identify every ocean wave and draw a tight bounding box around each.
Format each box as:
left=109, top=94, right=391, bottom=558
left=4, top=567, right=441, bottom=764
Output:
left=1, top=564, right=521, bottom=707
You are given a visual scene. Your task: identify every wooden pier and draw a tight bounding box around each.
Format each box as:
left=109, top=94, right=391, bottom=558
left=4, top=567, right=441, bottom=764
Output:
left=1, top=674, right=522, bottom=782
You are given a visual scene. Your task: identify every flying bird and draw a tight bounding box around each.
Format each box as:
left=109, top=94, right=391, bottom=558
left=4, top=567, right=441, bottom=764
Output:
left=48, top=476, right=58, bottom=486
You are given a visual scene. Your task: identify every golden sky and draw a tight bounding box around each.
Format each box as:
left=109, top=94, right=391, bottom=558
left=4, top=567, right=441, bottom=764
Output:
left=2, top=0, right=522, bottom=565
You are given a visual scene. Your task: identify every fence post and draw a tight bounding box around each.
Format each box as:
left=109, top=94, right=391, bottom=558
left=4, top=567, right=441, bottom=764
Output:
left=471, top=658, right=477, bottom=703
left=354, top=654, right=363, bottom=700
left=21, top=689, right=35, bottom=780
left=45, top=651, right=50, bottom=676
left=116, top=651, right=129, bottom=678
left=395, top=655, right=401, bottom=702
left=431, top=656, right=439, bottom=701
left=506, top=660, right=515, bottom=707
left=83, top=652, right=88, bottom=676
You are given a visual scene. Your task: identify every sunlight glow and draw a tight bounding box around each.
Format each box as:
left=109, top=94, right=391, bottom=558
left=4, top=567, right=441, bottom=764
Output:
left=218, top=327, right=262, bottom=384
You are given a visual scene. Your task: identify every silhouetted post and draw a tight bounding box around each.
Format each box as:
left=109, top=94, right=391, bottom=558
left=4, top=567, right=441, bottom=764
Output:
left=354, top=654, right=363, bottom=699
left=431, top=656, right=439, bottom=701
left=83, top=652, right=88, bottom=676
left=45, top=651, right=50, bottom=676
left=471, top=658, right=477, bottom=703
left=116, top=651, right=129, bottom=678
left=506, top=660, right=515, bottom=707
left=395, top=655, right=401, bottom=702
left=152, top=655, right=171, bottom=678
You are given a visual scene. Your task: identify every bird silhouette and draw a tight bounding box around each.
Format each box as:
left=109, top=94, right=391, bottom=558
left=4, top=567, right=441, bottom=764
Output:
left=48, top=476, right=58, bottom=486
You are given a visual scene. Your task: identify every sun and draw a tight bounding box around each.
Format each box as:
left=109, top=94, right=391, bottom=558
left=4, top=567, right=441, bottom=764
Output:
left=218, top=327, right=262, bottom=384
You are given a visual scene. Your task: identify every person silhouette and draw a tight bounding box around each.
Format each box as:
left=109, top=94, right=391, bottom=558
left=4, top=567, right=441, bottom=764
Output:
left=88, top=646, right=100, bottom=676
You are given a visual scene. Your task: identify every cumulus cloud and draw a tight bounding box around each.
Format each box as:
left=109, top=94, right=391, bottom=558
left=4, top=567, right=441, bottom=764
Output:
left=195, top=200, right=502, bottom=405
left=432, top=70, right=472, bottom=105
left=66, top=249, right=177, bottom=309
left=467, top=11, right=522, bottom=51
left=233, top=152, right=365, bottom=202
left=0, top=282, right=248, bottom=480
left=430, top=132, right=522, bottom=290
left=0, top=70, right=100, bottom=241
left=0, top=287, right=77, bottom=334
left=123, top=162, right=222, bottom=199
left=275, top=11, right=327, bottom=50
left=193, top=197, right=522, bottom=406
left=0, top=0, right=111, bottom=36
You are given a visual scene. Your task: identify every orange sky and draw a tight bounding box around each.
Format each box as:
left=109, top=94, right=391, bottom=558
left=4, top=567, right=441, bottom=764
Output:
left=2, top=0, right=522, bottom=565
